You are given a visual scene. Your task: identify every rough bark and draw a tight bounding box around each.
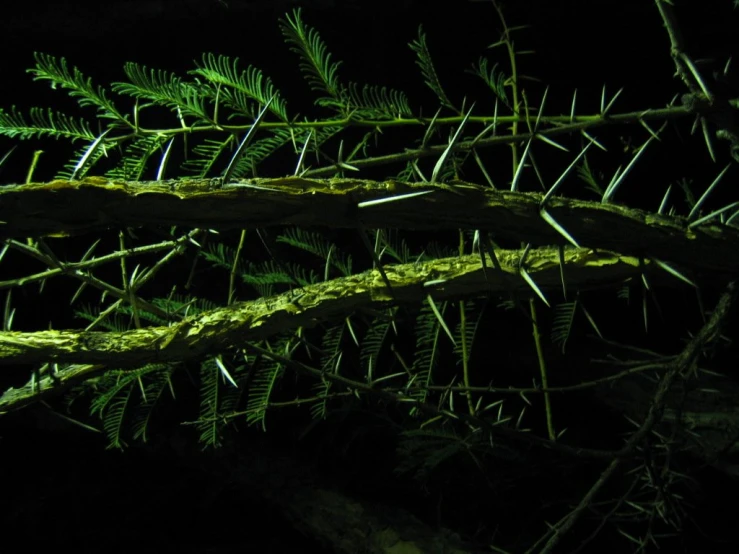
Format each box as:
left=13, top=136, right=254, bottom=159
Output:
left=1, top=176, right=738, bottom=274
left=0, top=247, right=655, bottom=412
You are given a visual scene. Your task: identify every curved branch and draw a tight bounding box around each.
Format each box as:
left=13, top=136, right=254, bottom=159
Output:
left=0, top=247, right=651, bottom=411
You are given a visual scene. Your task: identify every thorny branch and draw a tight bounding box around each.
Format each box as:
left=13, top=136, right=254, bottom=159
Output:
left=532, top=280, right=738, bottom=554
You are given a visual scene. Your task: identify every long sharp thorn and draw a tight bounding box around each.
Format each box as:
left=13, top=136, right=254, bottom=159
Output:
left=222, top=95, right=274, bottom=186
left=431, top=104, right=475, bottom=184
left=688, top=163, right=731, bottom=222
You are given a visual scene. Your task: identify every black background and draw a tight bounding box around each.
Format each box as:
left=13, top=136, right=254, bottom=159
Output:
left=1, top=1, right=739, bottom=552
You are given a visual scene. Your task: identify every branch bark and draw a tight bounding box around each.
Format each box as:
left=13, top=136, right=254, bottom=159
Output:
left=0, top=247, right=652, bottom=412
left=2, top=176, right=738, bottom=274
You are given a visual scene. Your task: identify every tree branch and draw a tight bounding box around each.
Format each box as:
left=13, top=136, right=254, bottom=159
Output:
left=2, top=176, right=738, bottom=274
left=0, top=247, right=652, bottom=411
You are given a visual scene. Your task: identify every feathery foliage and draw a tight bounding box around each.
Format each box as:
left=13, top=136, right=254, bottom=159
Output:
left=1, top=3, right=738, bottom=552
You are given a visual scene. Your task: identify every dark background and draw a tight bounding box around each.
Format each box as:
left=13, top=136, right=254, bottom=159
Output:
left=1, top=1, right=739, bottom=552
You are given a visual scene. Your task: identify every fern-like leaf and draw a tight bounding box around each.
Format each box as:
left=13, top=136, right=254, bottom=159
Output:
left=320, top=322, right=345, bottom=375
left=190, top=53, right=288, bottom=122
left=280, top=8, right=345, bottom=109
left=309, top=379, right=331, bottom=421
left=0, top=106, right=96, bottom=142
left=224, top=129, right=293, bottom=179
left=246, top=353, right=284, bottom=431
left=241, top=259, right=319, bottom=292
left=150, top=293, right=217, bottom=321
left=468, top=57, right=509, bottom=106
left=577, top=154, right=604, bottom=196
left=197, top=358, right=223, bottom=447
left=344, top=82, right=413, bottom=120
left=101, top=387, right=133, bottom=450
left=360, top=319, right=392, bottom=383
left=89, top=369, right=148, bottom=450
left=377, top=229, right=414, bottom=264
left=75, top=305, right=131, bottom=332
left=277, top=227, right=352, bottom=277
left=453, top=301, right=481, bottom=367
left=29, top=53, right=126, bottom=121
left=409, top=27, right=455, bottom=111
left=131, top=364, right=177, bottom=443
left=183, top=137, right=232, bottom=177
left=54, top=138, right=109, bottom=180
left=106, top=134, right=169, bottom=181
left=551, top=300, right=577, bottom=353
left=113, top=63, right=210, bottom=122
left=408, top=303, right=443, bottom=410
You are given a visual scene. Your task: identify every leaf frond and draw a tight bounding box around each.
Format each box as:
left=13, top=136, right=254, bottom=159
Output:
left=225, top=129, right=293, bottom=179
left=551, top=300, right=577, bottom=353
left=246, top=347, right=285, bottom=430
left=29, top=53, right=126, bottom=121
left=131, top=364, right=177, bottom=443
left=360, top=319, right=392, bottom=382
left=409, top=27, right=455, bottom=111
left=280, top=8, right=345, bottom=107
left=345, top=82, right=413, bottom=120
left=277, top=227, right=352, bottom=276
left=113, top=63, right=210, bottom=122
left=0, top=106, right=96, bottom=142
left=190, top=53, right=289, bottom=121
left=197, top=358, right=223, bottom=447
left=55, top=139, right=109, bottom=180
left=106, top=134, right=170, bottom=181
left=467, top=57, right=509, bottom=106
